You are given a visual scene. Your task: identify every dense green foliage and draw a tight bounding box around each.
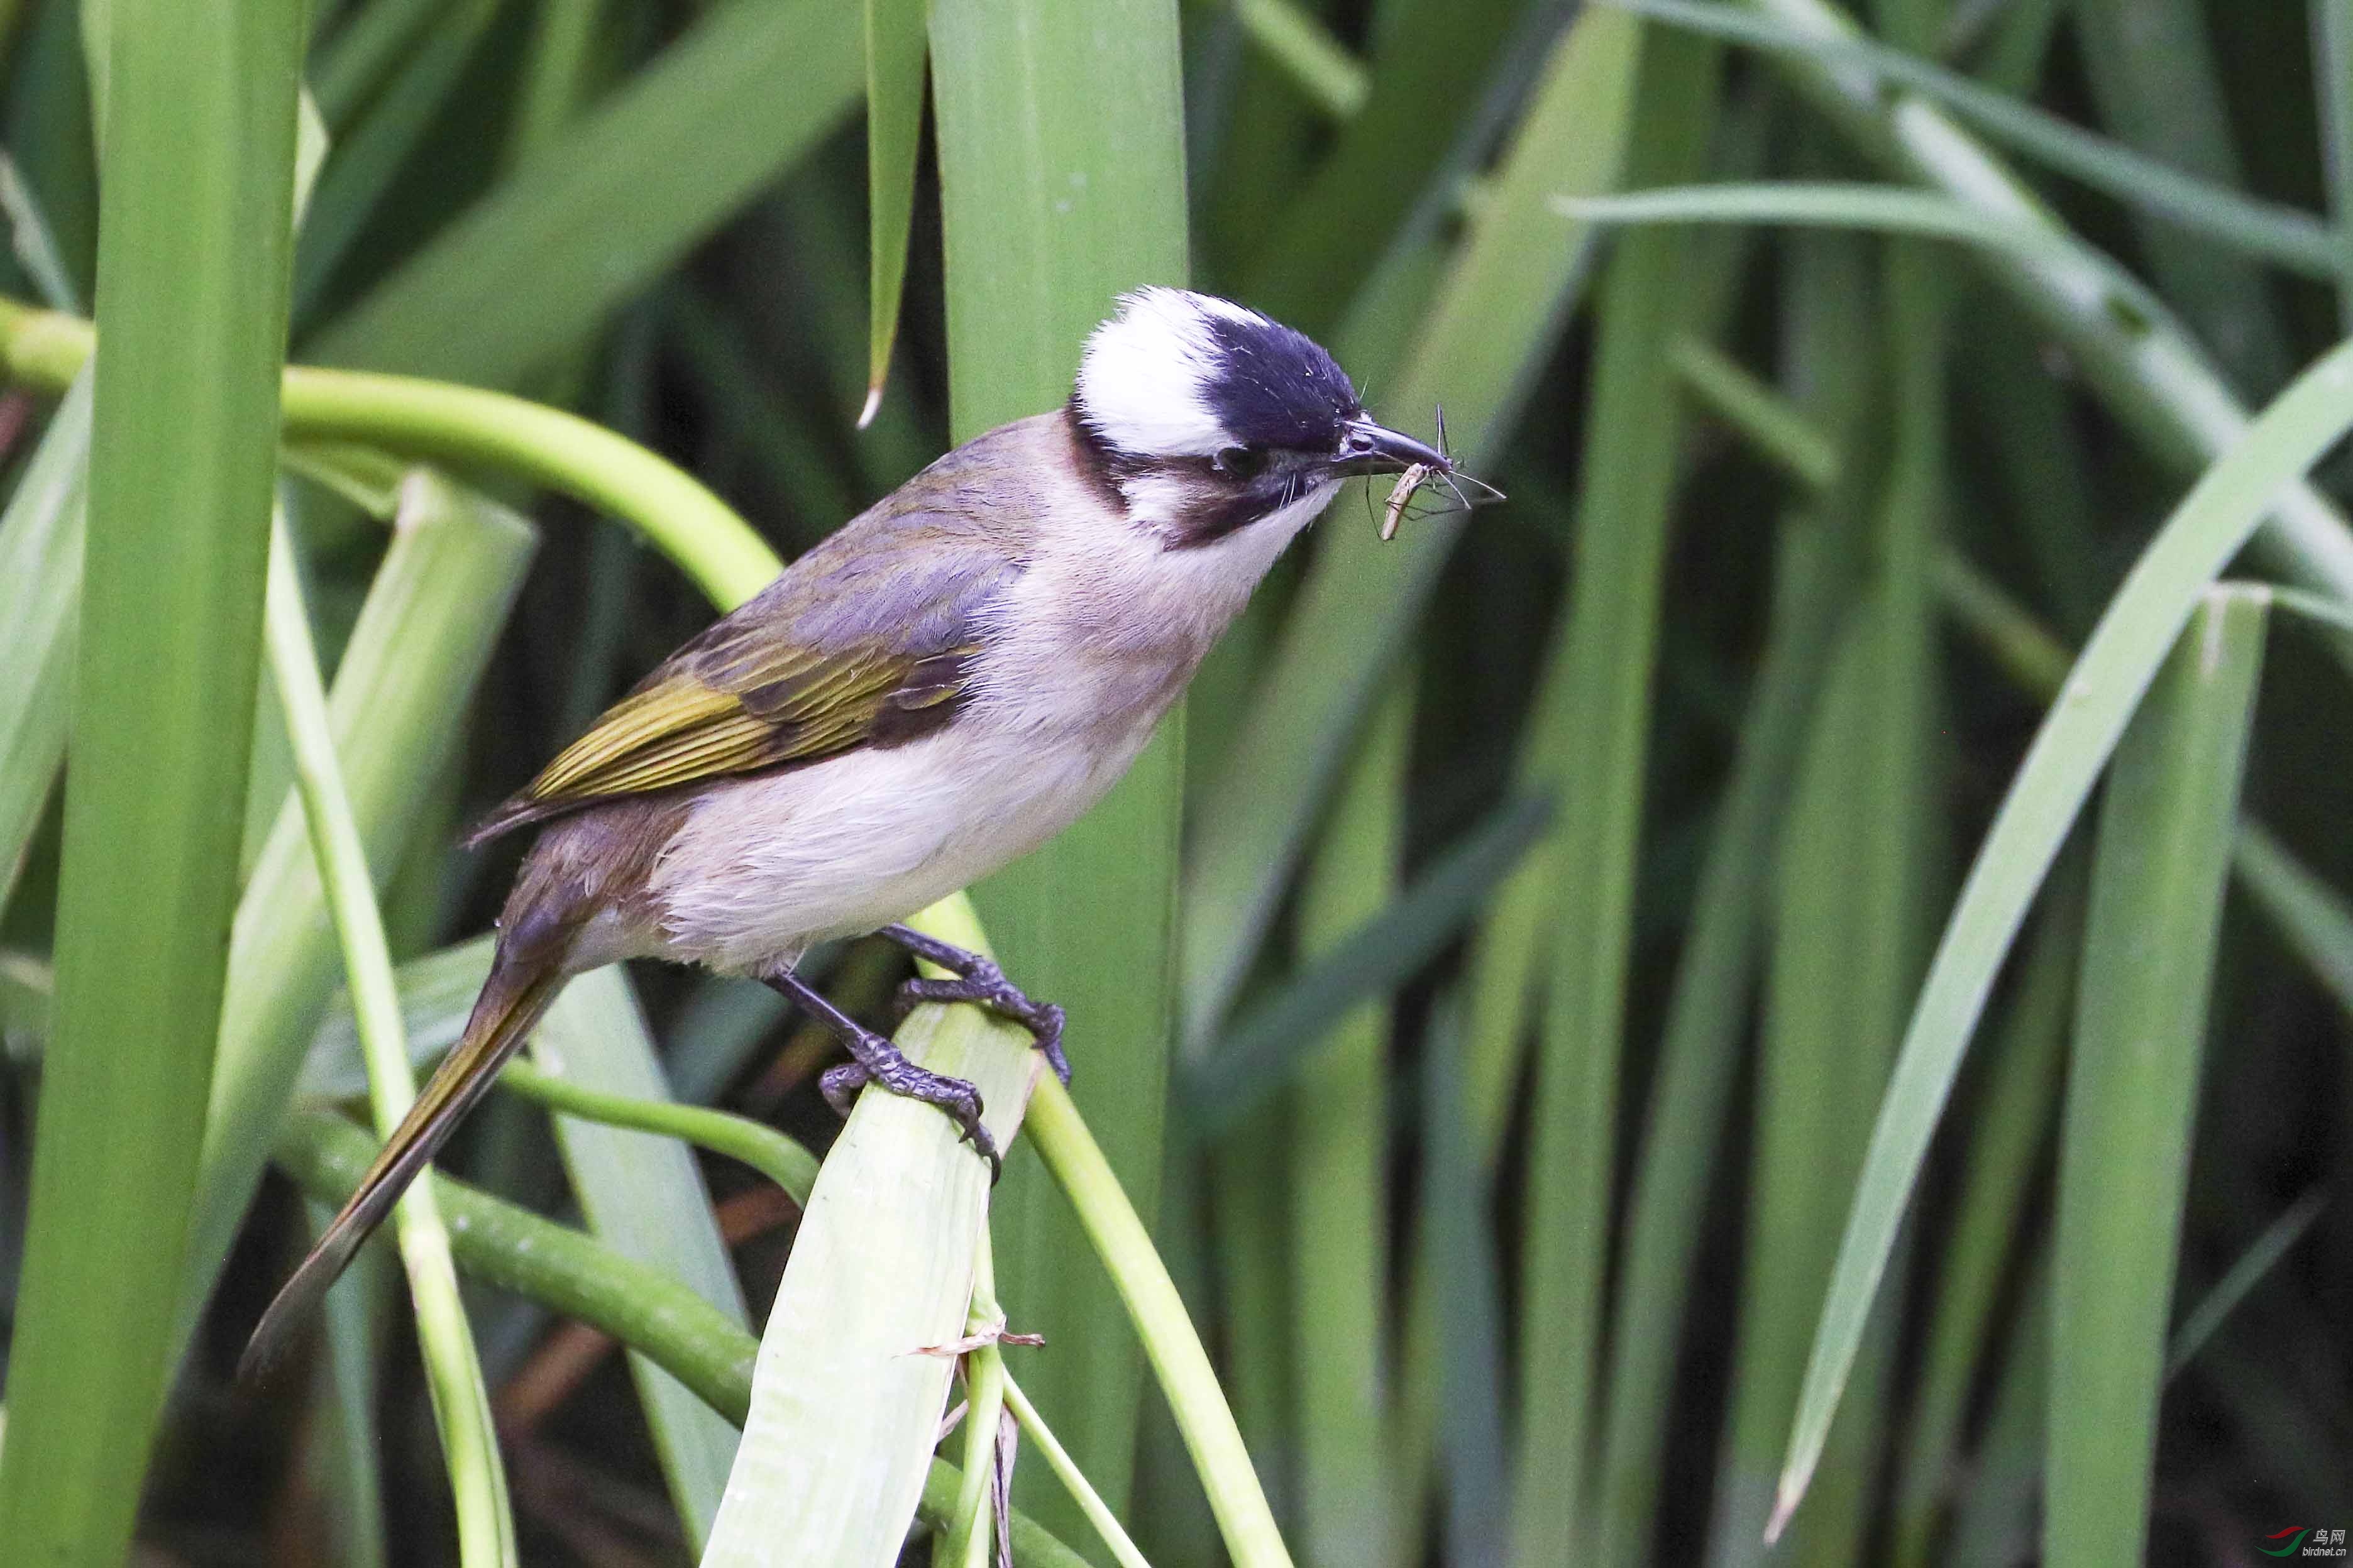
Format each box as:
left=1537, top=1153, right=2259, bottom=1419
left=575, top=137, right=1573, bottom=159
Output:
left=0, top=0, right=2347, bottom=1564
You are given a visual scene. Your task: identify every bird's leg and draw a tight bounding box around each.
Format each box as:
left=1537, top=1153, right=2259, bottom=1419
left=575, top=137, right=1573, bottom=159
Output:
left=875, top=924, right=1072, bottom=1087
left=760, top=965, right=999, bottom=1178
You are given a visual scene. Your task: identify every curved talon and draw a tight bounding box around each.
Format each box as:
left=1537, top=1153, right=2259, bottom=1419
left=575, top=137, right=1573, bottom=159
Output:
left=819, top=1061, right=868, bottom=1118
left=878, top=931, right=1073, bottom=1087
left=816, top=1053, right=998, bottom=1177
left=765, top=965, right=1000, bottom=1178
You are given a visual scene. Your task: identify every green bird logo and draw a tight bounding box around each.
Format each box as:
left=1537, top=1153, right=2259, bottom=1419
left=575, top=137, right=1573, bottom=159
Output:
left=2264, top=1528, right=2312, bottom=1558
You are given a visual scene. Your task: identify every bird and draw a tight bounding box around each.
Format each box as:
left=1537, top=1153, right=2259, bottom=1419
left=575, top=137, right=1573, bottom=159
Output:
left=242, top=285, right=1485, bottom=1378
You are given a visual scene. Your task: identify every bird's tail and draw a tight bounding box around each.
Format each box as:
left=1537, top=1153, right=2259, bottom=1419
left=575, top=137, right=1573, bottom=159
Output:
left=240, top=947, right=568, bottom=1382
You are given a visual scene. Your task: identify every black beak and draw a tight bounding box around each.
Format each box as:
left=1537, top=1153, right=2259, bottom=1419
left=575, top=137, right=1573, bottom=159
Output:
left=1328, top=414, right=1449, bottom=478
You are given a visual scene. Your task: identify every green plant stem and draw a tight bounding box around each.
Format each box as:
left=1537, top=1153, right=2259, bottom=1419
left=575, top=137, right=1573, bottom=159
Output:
left=267, top=1109, right=1096, bottom=1568
left=1001, top=1373, right=1157, bottom=1568
left=264, top=516, right=516, bottom=1568
left=0, top=296, right=780, bottom=607
left=945, top=1237, right=1013, bottom=1568
left=184, top=473, right=534, bottom=1350
left=1026, top=1073, right=1294, bottom=1567
left=497, top=1058, right=818, bottom=1202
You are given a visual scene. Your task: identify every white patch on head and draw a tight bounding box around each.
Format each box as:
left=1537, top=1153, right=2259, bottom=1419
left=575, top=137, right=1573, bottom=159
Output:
left=1074, top=287, right=1266, bottom=459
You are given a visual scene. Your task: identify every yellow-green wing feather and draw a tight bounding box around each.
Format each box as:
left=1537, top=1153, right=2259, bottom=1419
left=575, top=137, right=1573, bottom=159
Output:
left=466, top=488, right=1019, bottom=847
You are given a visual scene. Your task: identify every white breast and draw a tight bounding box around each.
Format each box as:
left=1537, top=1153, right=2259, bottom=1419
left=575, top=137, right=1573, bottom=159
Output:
left=643, top=708, right=1156, bottom=975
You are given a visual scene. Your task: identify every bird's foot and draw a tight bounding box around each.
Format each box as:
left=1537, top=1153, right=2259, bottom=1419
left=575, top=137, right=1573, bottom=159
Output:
left=765, top=967, right=999, bottom=1179
left=878, top=924, right=1071, bottom=1086
left=817, top=1051, right=998, bottom=1179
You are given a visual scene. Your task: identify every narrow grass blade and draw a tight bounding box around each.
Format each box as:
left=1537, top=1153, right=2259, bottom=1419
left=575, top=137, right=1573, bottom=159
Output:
left=0, top=367, right=87, bottom=904
left=1890, top=862, right=2081, bottom=1568
left=2069, top=0, right=2289, bottom=390
left=1714, top=623, right=1897, bottom=1560
left=1184, top=3, right=1643, bottom=1044
left=268, top=1107, right=1100, bottom=1568
left=1670, top=334, right=1841, bottom=491
left=505, top=0, right=609, bottom=166
left=928, top=0, right=1191, bottom=1530
left=1414, top=991, right=1510, bottom=1568
left=1, top=0, right=95, bottom=305
left=2166, top=1187, right=2329, bottom=1383
left=1770, top=336, right=2353, bottom=1530
left=1592, top=229, right=1877, bottom=1563
left=1510, top=30, right=1719, bottom=1566
left=2316, top=1, right=2353, bottom=331
left=1558, top=182, right=2107, bottom=273
left=267, top=513, right=518, bottom=1568
left=530, top=966, right=749, bottom=1553
left=307, top=0, right=861, bottom=388
left=186, top=473, right=534, bottom=1340
left=0, top=3, right=302, bottom=1557
left=0, top=950, right=48, bottom=1044
left=0, top=150, right=84, bottom=311
left=700, top=901, right=1042, bottom=1566
left=1612, top=0, right=2337, bottom=280
left=1284, top=686, right=1404, bottom=1568
left=1184, top=792, right=1549, bottom=1137
left=859, top=0, right=923, bottom=425
left=2047, top=587, right=2266, bottom=1567
left=942, top=1238, right=1012, bottom=1567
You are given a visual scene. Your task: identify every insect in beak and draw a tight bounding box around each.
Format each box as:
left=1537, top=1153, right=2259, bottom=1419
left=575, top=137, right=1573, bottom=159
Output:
left=1357, top=405, right=1506, bottom=541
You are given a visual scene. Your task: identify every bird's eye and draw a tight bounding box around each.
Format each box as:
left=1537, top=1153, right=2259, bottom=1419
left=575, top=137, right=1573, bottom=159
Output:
left=1212, top=444, right=1268, bottom=480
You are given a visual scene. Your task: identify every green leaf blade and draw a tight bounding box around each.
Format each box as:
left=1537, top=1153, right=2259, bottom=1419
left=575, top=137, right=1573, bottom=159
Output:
left=1772, top=329, right=2353, bottom=1533
left=861, top=0, right=925, bottom=425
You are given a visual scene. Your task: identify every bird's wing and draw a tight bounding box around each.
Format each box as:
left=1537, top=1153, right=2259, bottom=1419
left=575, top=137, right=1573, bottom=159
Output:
left=468, top=502, right=1022, bottom=846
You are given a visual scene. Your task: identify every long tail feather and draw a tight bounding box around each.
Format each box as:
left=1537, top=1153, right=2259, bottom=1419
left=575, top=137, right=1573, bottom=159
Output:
left=239, top=952, right=568, bottom=1382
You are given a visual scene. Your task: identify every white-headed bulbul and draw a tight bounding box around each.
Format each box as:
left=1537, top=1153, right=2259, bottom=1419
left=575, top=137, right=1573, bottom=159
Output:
left=244, top=286, right=1485, bottom=1376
